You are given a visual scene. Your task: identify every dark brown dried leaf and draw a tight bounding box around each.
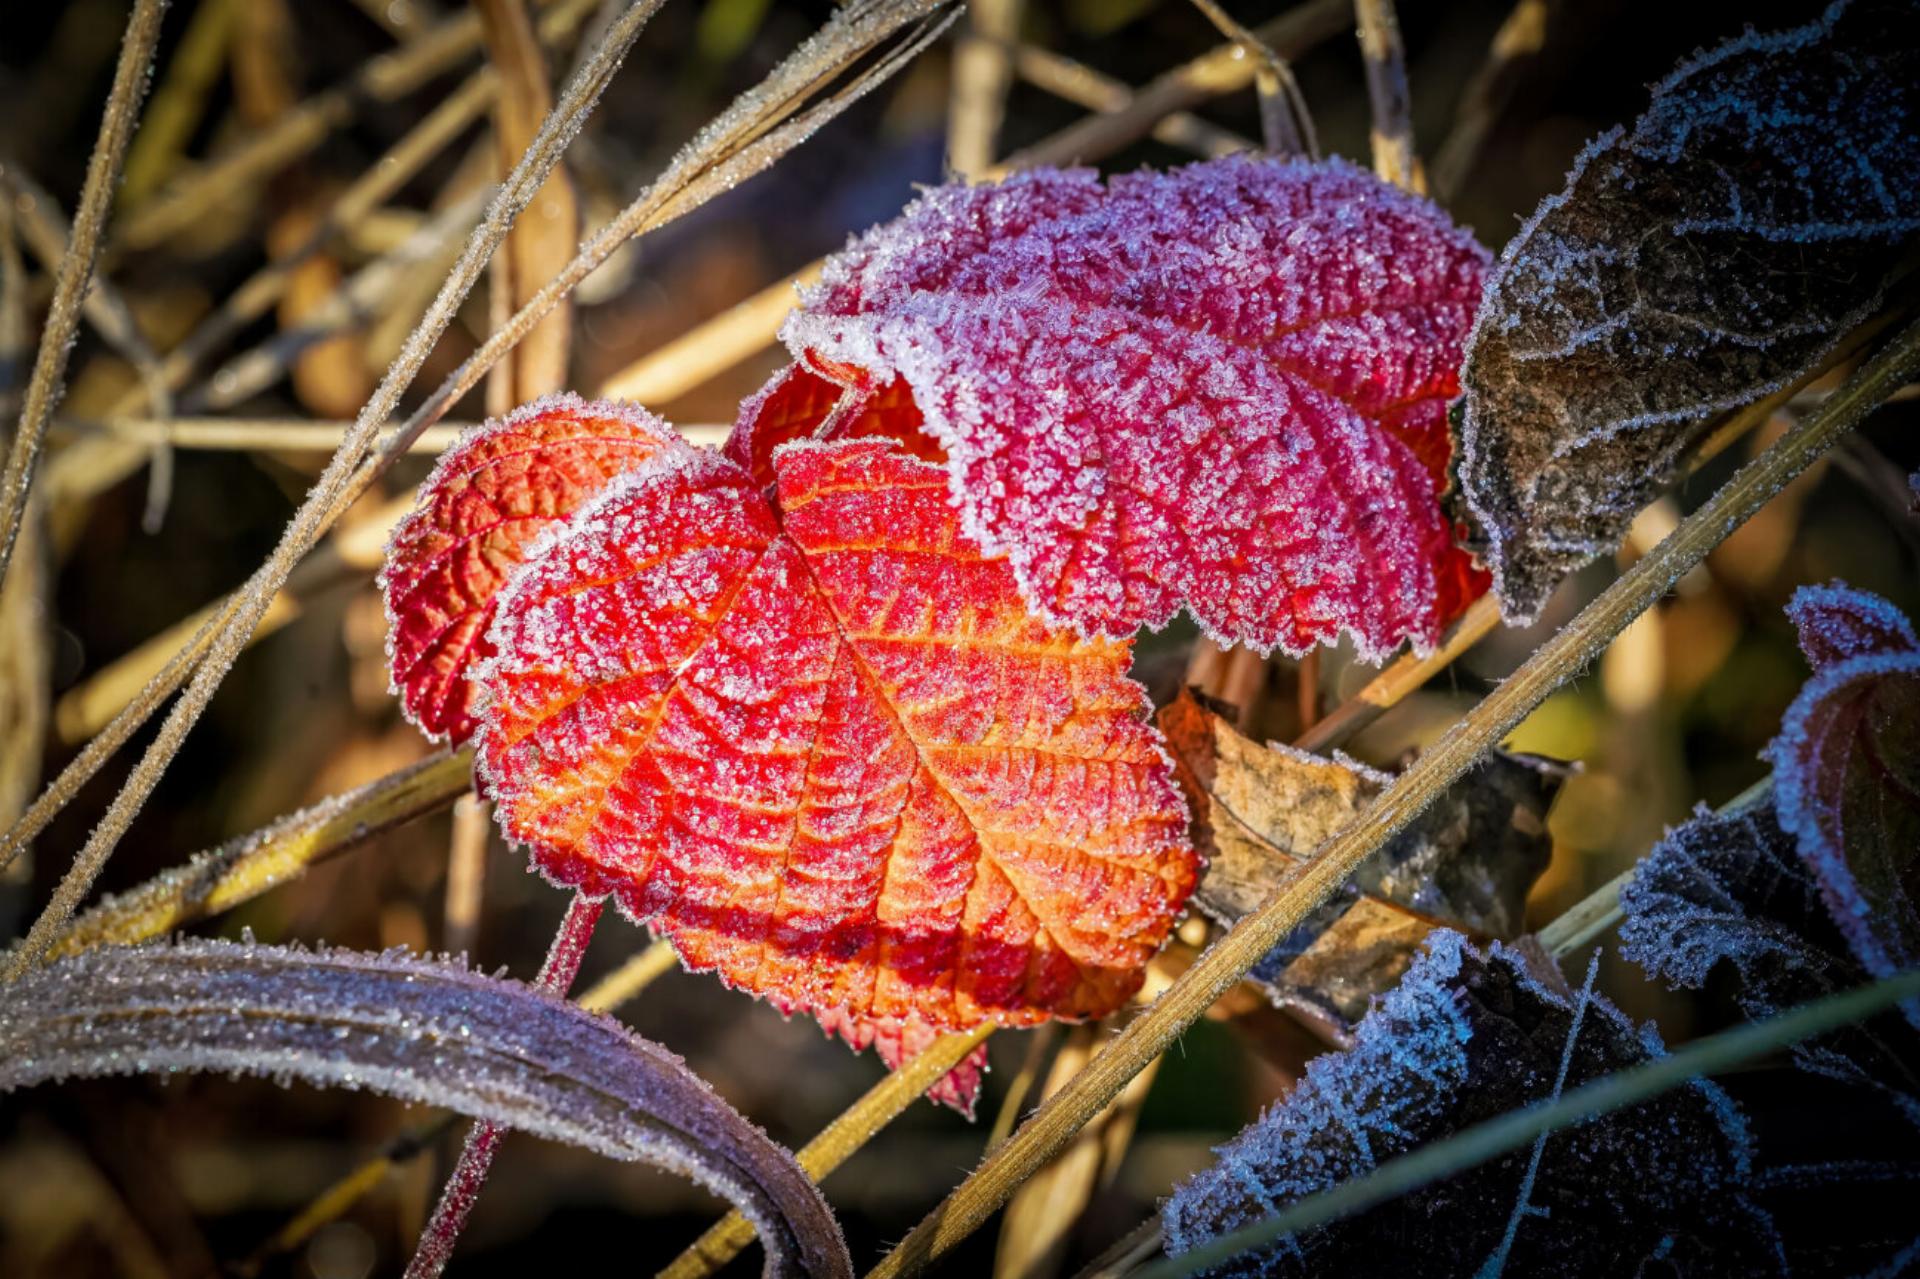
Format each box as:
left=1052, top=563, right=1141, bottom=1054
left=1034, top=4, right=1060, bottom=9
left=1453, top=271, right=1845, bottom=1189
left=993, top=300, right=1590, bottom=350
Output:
left=1456, top=0, right=1920, bottom=620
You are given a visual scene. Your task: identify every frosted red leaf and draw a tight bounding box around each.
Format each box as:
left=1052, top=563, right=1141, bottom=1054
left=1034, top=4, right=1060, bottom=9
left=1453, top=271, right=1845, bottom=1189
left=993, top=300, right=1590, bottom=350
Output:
left=767, top=156, right=1492, bottom=662
left=473, top=437, right=1195, bottom=1030
left=809, top=1006, right=988, bottom=1117
left=381, top=394, right=685, bottom=743
left=1769, top=583, right=1920, bottom=1028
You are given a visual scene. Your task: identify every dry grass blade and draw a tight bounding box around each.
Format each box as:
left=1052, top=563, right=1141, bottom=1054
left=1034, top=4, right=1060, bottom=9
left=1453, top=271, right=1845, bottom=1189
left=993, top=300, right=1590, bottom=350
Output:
left=1431, top=0, right=1549, bottom=201
left=1005, top=0, right=1348, bottom=170
left=112, top=1, right=501, bottom=253
left=658, top=1023, right=996, bottom=1279
left=119, top=0, right=237, bottom=206
left=30, top=748, right=473, bottom=964
left=477, top=0, right=578, bottom=402
left=0, top=0, right=164, bottom=589
left=2, top=0, right=944, bottom=886
left=1008, top=43, right=1254, bottom=159
left=1354, top=0, right=1422, bottom=192
left=947, top=0, right=1023, bottom=177
left=863, top=316, right=1920, bottom=1278
left=2, top=0, right=666, bottom=981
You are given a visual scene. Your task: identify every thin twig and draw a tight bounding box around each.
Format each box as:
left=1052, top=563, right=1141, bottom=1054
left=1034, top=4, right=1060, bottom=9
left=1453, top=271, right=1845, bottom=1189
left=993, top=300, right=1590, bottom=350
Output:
left=863, top=316, right=1920, bottom=1279
left=1137, top=967, right=1920, bottom=1278
left=407, top=892, right=605, bottom=1279
left=477, top=0, right=578, bottom=401
left=0, top=0, right=165, bottom=588
left=1007, top=43, right=1254, bottom=159
left=1187, top=0, right=1313, bottom=157
left=112, top=0, right=503, bottom=253
left=1005, top=0, right=1349, bottom=170
left=1432, top=0, right=1550, bottom=202
left=947, top=0, right=1024, bottom=178
left=2, top=0, right=666, bottom=981
left=1353, top=0, right=1421, bottom=192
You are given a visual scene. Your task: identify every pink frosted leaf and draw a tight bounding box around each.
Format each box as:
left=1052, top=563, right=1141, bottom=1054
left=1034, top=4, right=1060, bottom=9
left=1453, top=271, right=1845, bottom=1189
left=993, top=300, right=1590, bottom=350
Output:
left=382, top=394, right=687, bottom=742
left=771, top=156, right=1492, bottom=662
left=1767, top=583, right=1920, bottom=1029
left=810, top=1006, right=988, bottom=1118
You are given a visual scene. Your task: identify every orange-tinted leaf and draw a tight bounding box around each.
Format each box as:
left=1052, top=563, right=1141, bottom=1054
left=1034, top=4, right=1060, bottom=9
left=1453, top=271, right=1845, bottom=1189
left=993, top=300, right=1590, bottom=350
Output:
left=381, top=395, right=684, bottom=742
left=810, top=1006, right=988, bottom=1117
left=473, top=437, right=1195, bottom=1030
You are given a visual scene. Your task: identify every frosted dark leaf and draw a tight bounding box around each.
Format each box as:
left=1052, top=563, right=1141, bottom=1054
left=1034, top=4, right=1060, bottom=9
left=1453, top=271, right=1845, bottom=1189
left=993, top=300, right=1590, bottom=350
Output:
left=1620, top=796, right=1920, bottom=1108
left=0, top=939, right=851, bottom=1279
left=1621, top=798, right=1920, bottom=1274
left=1161, top=693, right=1562, bottom=1035
left=1767, top=583, right=1920, bottom=1031
left=1456, top=0, right=1920, bottom=621
left=1162, top=932, right=1779, bottom=1278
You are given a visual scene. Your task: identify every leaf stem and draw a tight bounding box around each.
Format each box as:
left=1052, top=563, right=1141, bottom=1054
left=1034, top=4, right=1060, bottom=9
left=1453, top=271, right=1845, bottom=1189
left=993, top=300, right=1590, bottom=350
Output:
left=864, top=313, right=1920, bottom=1279
left=1136, top=966, right=1920, bottom=1278
left=407, top=891, right=605, bottom=1279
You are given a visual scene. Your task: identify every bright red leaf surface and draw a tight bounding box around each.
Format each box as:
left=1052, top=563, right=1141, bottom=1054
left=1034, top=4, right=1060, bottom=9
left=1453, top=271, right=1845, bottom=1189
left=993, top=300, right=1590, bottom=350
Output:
left=473, top=437, right=1196, bottom=1030
left=381, top=394, right=685, bottom=742
left=1769, top=583, right=1920, bottom=1028
left=764, top=156, right=1492, bottom=662
left=811, top=1006, right=988, bottom=1117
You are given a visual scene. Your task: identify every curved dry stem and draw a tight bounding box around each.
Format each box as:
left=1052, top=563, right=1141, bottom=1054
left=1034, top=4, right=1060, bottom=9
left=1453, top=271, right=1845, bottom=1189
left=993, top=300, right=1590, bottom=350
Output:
left=3, top=0, right=666, bottom=980
left=236, top=935, right=680, bottom=1276
left=863, top=316, right=1920, bottom=1279
left=0, top=0, right=165, bottom=589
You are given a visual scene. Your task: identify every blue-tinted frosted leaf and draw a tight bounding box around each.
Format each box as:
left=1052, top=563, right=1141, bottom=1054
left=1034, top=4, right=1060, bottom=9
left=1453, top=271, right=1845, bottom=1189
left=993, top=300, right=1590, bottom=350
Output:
left=1456, top=0, right=1920, bottom=621
left=0, top=939, right=851, bottom=1279
left=1162, top=932, right=1779, bottom=1278
left=1621, top=795, right=1920, bottom=1274
left=1766, top=584, right=1920, bottom=1030
left=1161, top=693, right=1562, bottom=1036
left=1620, top=796, right=1920, bottom=1108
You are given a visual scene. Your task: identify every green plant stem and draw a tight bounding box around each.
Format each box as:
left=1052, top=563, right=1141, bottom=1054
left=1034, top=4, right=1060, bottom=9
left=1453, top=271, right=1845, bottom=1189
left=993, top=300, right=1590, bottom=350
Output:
left=0, top=0, right=165, bottom=589
left=1136, top=966, right=1920, bottom=1278
left=864, top=314, right=1920, bottom=1279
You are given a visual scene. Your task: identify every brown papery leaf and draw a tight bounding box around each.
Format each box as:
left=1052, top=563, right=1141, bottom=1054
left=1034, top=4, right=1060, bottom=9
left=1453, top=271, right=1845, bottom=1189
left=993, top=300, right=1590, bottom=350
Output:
left=1160, top=691, right=1563, bottom=1033
left=1456, top=0, right=1920, bottom=622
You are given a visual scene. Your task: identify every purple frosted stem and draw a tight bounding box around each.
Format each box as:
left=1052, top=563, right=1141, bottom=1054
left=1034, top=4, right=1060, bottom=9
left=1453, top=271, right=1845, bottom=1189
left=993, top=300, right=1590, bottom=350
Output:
left=405, top=892, right=605, bottom=1279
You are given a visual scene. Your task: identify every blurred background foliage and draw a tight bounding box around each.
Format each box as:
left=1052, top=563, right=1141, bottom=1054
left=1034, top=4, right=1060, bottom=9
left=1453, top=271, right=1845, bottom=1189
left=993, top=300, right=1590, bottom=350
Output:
left=0, top=1, right=1914, bottom=1276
